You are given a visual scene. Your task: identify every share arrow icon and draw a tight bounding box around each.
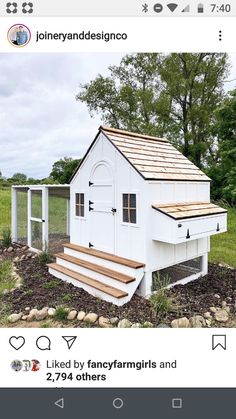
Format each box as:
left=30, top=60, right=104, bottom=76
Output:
left=62, top=336, right=77, bottom=350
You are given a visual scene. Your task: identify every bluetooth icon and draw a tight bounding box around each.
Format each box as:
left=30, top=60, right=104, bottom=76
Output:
left=142, top=3, right=148, bottom=13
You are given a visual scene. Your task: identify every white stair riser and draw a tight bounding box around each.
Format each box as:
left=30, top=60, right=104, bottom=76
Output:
left=64, top=247, right=141, bottom=277
left=48, top=267, right=131, bottom=307
left=56, top=257, right=138, bottom=294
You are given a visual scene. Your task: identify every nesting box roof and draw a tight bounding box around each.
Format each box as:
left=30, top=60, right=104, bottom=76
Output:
left=152, top=202, right=227, bottom=220
left=101, top=126, right=210, bottom=182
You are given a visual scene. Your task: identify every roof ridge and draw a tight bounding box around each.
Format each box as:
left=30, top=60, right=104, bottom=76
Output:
left=100, top=125, right=169, bottom=143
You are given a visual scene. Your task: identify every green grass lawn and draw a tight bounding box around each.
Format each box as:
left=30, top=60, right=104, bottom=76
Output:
left=0, top=187, right=11, bottom=238
left=0, top=260, right=15, bottom=295
left=0, top=187, right=235, bottom=267
left=0, top=186, right=68, bottom=240
left=209, top=205, right=236, bottom=268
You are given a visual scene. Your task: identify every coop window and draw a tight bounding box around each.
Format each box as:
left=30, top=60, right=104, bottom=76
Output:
left=75, top=193, right=85, bottom=217
left=122, top=194, right=137, bottom=224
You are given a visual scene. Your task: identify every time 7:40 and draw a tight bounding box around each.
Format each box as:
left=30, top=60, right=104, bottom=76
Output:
left=211, top=4, right=231, bottom=12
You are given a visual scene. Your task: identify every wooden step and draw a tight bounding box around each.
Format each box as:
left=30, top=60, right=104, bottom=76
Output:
left=64, top=243, right=145, bottom=269
left=48, top=263, right=128, bottom=299
left=55, top=253, right=135, bottom=284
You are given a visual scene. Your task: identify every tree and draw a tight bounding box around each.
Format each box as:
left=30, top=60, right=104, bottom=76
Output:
left=157, top=53, right=229, bottom=167
left=77, top=53, right=229, bottom=168
left=11, top=173, right=27, bottom=183
left=50, top=157, right=81, bottom=184
left=209, top=89, right=236, bottom=204
left=77, top=54, right=163, bottom=135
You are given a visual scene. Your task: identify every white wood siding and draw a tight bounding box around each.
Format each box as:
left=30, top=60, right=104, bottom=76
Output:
left=70, top=133, right=147, bottom=263
left=148, top=181, right=210, bottom=204
left=71, top=133, right=212, bottom=275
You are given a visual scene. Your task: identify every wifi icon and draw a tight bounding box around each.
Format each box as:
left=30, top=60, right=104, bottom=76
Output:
left=167, top=3, right=178, bottom=12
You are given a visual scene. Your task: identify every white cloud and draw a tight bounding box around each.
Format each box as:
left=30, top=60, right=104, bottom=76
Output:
left=0, top=52, right=236, bottom=179
left=0, top=53, right=124, bottom=178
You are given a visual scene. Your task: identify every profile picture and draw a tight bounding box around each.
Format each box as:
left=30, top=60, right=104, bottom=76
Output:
left=22, top=360, right=32, bottom=372
left=11, top=360, right=23, bottom=372
left=31, top=359, right=41, bottom=372
left=8, top=24, right=31, bottom=47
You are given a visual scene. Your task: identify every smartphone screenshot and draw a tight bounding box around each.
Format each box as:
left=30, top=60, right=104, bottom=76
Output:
left=0, top=0, right=236, bottom=417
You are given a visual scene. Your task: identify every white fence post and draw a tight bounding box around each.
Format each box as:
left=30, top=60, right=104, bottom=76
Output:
left=42, top=186, right=49, bottom=251
left=27, top=188, right=32, bottom=248
left=11, top=187, right=18, bottom=242
left=66, top=198, right=70, bottom=236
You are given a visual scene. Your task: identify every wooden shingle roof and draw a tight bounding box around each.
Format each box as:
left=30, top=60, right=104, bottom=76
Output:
left=101, top=126, right=210, bottom=182
left=152, top=202, right=227, bottom=220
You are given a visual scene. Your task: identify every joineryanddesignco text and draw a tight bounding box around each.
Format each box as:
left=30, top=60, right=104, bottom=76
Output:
left=36, top=30, right=128, bottom=43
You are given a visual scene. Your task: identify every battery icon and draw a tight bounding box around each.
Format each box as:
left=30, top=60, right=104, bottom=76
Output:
left=198, top=3, right=204, bottom=13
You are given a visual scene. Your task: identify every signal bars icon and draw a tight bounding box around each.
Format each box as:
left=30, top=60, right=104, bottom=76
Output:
left=182, top=4, right=190, bottom=13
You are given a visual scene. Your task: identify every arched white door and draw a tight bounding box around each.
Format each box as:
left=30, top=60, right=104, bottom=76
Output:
left=89, top=162, right=115, bottom=253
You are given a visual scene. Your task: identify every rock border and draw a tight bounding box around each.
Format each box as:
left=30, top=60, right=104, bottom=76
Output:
left=7, top=307, right=156, bottom=328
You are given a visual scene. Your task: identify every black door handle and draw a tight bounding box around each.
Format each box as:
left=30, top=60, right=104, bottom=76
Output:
left=186, top=229, right=190, bottom=239
left=111, top=208, right=117, bottom=214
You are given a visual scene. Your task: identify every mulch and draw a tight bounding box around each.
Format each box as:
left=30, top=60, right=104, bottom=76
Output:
left=2, top=256, right=157, bottom=324
left=168, top=264, right=236, bottom=319
left=1, top=246, right=236, bottom=326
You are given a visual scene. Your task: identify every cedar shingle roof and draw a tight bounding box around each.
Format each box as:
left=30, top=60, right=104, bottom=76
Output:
left=152, top=202, right=227, bottom=220
left=101, top=126, right=210, bottom=182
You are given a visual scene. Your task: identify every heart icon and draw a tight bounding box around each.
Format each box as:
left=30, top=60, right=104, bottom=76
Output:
left=9, top=336, right=25, bottom=350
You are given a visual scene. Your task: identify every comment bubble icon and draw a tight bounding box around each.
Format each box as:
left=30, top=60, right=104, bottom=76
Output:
left=36, top=336, right=51, bottom=351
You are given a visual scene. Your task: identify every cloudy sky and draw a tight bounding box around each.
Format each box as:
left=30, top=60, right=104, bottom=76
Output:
left=0, top=52, right=236, bottom=179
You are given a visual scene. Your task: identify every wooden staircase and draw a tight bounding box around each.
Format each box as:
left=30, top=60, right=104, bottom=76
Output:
left=48, top=243, right=145, bottom=306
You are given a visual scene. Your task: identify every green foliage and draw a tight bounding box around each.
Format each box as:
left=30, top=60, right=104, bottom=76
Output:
left=77, top=52, right=229, bottom=168
left=151, top=272, right=171, bottom=292
left=149, top=290, right=173, bottom=317
left=50, top=157, right=81, bottom=184
left=150, top=273, right=174, bottom=317
left=0, top=187, right=11, bottom=239
left=38, top=250, right=53, bottom=264
left=0, top=188, right=68, bottom=245
left=77, top=54, right=164, bottom=136
left=141, top=321, right=153, bottom=328
left=209, top=90, right=236, bottom=204
left=42, top=280, right=60, bottom=289
left=32, top=222, right=41, bottom=243
left=0, top=261, right=15, bottom=295
left=1, top=227, right=12, bottom=247
left=62, top=294, right=72, bottom=302
left=11, top=173, right=27, bottom=184
left=54, top=306, right=68, bottom=321
left=25, top=289, right=33, bottom=296
left=209, top=204, right=236, bottom=268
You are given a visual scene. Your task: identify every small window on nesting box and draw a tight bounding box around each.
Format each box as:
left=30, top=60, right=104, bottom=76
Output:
left=75, top=193, right=85, bottom=217
left=122, top=194, right=137, bottom=224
